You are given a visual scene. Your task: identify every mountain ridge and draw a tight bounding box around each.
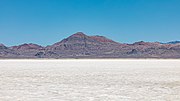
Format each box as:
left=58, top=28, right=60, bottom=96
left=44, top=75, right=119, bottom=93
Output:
left=0, top=32, right=180, bottom=58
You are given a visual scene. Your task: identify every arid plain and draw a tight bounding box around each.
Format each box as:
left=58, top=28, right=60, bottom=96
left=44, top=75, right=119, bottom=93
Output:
left=0, top=59, right=180, bottom=101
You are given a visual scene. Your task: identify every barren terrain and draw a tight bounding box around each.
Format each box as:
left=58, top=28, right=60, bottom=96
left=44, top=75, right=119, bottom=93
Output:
left=0, top=59, right=180, bottom=101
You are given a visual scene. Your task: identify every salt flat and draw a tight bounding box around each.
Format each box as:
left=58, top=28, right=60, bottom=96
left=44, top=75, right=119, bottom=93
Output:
left=0, top=59, right=180, bottom=101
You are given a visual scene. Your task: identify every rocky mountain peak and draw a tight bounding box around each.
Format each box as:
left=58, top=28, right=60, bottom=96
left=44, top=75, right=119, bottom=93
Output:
left=70, top=32, right=87, bottom=38
left=53, top=32, right=119, bottom=47
left=0, top=43, right=7, bottom=49
left=133, top=41, right=147, bottom=45
left=11, top=43, right=43, bottom=50
left=132, top=41, right=160, bottom=46
left=0, top=44, right=5, bottom=47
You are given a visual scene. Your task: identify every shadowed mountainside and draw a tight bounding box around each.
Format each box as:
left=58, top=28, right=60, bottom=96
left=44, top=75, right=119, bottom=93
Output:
left=0, top=32, right=180, bottom=58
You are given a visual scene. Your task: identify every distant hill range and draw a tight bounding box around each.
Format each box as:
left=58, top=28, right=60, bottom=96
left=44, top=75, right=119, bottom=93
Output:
left=163, top=41, right=180, bottom=44
left=1, top=32, right=180, bottom=58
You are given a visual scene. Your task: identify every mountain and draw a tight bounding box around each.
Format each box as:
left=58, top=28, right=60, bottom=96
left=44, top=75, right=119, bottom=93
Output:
left=0, top=32, right=180, bottom=58
left=11, top=43, right=43, bottom=50
left=9, top=43, right=44, bottom=58
left=0, top=44, right=20, bottom=58
left=44, top=32, right=121, bottom=58
left=166, top=41, right=180, bottom=44
left=0, top=44, right=7, bottom=49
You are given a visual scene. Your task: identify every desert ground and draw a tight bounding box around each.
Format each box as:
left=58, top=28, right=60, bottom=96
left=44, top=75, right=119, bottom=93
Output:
left=0, top=59, right=180, bottom=101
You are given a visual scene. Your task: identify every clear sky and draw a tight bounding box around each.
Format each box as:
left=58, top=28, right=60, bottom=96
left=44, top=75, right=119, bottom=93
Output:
left=0, top=0, right=180, bottom=46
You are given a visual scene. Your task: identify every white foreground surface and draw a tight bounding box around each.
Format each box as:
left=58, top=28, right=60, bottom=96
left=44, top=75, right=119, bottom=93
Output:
left=0, top=59, right=180, bottom=101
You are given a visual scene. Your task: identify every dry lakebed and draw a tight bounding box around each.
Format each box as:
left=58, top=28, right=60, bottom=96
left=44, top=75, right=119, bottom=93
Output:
left=0, top=59, right=180, bottom=101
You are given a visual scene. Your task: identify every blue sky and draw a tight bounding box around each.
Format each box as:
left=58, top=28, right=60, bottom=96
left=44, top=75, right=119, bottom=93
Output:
left=0, top=0, right=180, bottom=46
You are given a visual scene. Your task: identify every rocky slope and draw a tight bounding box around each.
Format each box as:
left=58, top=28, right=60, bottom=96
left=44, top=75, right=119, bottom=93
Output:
left=9, top=43, right=44, bottom=58
left=0, top=32, right=180, bottom=58
left=0, top=44, right=20, bottom=58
